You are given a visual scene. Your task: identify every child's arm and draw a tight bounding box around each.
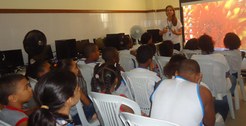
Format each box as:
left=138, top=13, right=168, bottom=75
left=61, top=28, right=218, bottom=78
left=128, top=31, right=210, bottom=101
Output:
left=80, top=90, right=91, bottom=106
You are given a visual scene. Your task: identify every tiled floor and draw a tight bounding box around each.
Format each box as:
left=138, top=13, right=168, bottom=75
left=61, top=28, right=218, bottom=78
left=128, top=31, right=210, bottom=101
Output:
left=225, top=86, right=246, bottom=126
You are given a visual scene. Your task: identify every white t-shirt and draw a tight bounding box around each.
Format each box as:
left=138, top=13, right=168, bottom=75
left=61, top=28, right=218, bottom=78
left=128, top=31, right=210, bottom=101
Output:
left=151, top=77, right=204, bottom=126
left=128, top=68, right=161, bottom=99
left=192, top=53, right=230, bottom=72
left=119, top=50, right=137, bottom=71
left=219, top=50, right=242, bottom=74
left=160, top=19, right=183, bottom=44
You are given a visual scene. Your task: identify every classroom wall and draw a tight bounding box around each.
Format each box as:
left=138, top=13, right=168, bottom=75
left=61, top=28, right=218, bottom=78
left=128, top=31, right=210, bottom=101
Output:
left=0, top=0, right=147, bottom=10
left=0, top=0, right=181, bottom=64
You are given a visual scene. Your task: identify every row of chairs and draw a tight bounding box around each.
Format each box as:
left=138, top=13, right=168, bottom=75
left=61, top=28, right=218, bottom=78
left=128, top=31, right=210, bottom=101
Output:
left=154, top=54, right=246, bottom=120
left=89, top=92, right=179, bottom=126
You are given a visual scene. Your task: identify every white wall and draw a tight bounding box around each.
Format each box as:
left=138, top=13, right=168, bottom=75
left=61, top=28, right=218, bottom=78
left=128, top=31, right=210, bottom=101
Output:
left=0, top=13, right=148, bottom=63
left=0, top=0, right=182, bottom=64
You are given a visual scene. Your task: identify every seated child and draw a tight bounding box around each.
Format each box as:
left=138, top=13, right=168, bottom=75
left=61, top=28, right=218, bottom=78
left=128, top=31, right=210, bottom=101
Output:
left=56, top=59, right=96, bottom=125
left=0, top=74, right=33, bottom=126
left=91, top=63, right=133, bottom=113
left=158, top=40, right=174, bottom=57
left=78, top=43, right=100, bottom=91
left=25, top=60, right=51, bottom=80
left=28, top=70, right=81, bottom=126
left=92, top=47, right=129, bottom=97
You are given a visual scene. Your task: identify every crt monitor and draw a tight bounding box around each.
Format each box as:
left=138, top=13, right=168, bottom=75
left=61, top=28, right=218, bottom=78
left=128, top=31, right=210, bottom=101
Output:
left=105, top=33, right=125, bottom=50
left=0, top=49, right=24, bottom=68
left=147, top=29, right=163, bottom=43
left=35, top=44, right=53, bottom=61
left=76, top=39, right=90, bottom=58
left=55, top=39, right=77, bottom=60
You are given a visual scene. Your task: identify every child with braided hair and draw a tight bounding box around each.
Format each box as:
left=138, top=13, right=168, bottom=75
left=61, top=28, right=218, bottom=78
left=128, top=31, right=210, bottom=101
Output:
left=91, top=47, right=129, bottom=97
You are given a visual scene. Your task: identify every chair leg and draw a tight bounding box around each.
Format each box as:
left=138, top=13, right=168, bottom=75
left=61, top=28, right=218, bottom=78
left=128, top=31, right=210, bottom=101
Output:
left=215, top=113, right=225, bottom=126
left=234, top=85, right=240, bottom=110
left=238, top=75, right=246, bottom=101
left=227, top=92, right=235, bottom=119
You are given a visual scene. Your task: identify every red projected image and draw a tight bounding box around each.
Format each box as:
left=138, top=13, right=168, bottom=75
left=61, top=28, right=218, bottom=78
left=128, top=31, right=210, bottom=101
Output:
left=183, top=0, right=246, bottom=49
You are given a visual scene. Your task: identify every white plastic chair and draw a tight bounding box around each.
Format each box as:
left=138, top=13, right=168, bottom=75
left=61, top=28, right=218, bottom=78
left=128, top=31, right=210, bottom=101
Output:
left=237, top=71, right=246, bottom=101
left=78, top=64, right=95, bottom=93
left=122, top=72, right=157, bottom=116
left=120, top=112, right=180, bottom=126
left=75, top=100, right=100, bottom=126
left=89, top=92, right=141, bottom=126
left=215, top=113, right=225, bottom=126
left=154, top=56, right=170, bottom=79
left=192, top=56, right=236, bottom=119
left=27, top=76, right=37, bottom=90
left=0, top=120, right=11, bottom=126
left=181, top=49, right=201, bottom=59
left=119, top=52, right=137, bottom=71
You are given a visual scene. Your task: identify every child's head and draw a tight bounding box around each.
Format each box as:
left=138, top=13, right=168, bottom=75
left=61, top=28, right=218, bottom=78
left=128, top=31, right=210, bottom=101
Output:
left=136, top=45, right=154, bottom=66
left=164, top=54, right=187, bottom=79
left=29, top=70, right=80, bottom=125
left=198, top=34, right=214, bottom=54
left=102, top=47, right=119, bottom=64
left=0, top=74, right=32, bottom=106
left=184, top=38, right=199, bottom=50
left=91, top=64, right=121, bottom=94
left=26, top=60, right=51, bottom=80
left=57, top=59, right=79, bottom=76
left=84, top=43, right=100, bottom=62
left=159, top=40, right=174, bottom=57
left=224, top=32, right=241, bottom=50
left=177, top=59, right=202, bottom=83
left=121, top=35, right=133, bottom=50
left=141, top=32, right=153, bottom=45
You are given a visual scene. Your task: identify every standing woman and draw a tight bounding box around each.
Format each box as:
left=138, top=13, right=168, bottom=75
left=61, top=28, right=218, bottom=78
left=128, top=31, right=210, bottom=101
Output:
left=159, top=5, right=183, bottom=51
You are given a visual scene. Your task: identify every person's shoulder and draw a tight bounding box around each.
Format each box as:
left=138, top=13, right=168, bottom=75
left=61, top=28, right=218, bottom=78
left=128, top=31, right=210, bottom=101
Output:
left=0, top=108, right=28, bottom=125
left=199, top=85, right=213, bottom=103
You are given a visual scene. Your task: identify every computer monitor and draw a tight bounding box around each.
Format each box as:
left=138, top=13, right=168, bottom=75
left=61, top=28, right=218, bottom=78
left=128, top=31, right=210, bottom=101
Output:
left=0, top=49, right=24, bottom=68
left=104, top=33, right=125, bottom=50
left=147, top=29, right=163, bottom=43
left=55, top=39, right=77, bottom=60
left=76, top=39, right=90, bottom=58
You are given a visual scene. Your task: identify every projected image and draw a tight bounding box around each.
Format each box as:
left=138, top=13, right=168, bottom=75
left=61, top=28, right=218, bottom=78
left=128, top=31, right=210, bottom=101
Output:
left=182, top=0, right=246, bottom=49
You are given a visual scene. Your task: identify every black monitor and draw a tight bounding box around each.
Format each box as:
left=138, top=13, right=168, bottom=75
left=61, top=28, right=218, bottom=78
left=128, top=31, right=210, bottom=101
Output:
left=0, top=49, right=24, bottom=68
left=55, top=39, right=77, bottom=60
left=76, top=39, right=90, bottom=58
left=147, top=29, right=163, bottom=43
left=104, top=33, right=125, bottom=50
left=34, top=44, right=54, bottom=61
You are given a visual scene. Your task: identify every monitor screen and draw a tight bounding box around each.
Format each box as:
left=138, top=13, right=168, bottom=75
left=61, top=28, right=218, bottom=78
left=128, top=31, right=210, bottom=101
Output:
left=55, top=39, right=77, bottom=60
left=147, top=29, right=163, bottom=43
left=105, top=33, right=125, bottom=50
left=1, top=49, right=24, bottom=68
left=181, top=0, right=245, bottom=49
left=76, top=39, right=90, bottom=58
left=43, top=45, right=53, bottom=60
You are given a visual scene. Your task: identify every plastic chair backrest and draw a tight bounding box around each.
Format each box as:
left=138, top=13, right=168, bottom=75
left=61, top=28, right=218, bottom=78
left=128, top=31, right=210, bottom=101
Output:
left=192, top=55, right=228, bottom=97
left=27, top=76, right=37, bottom=90
left=75, top=100, right=100, bottom=126
left=90, top=92, right=141, bottom=126
left=181, top=49, right=201, bottom=59
left=0, top=120, right=11, bottom=126
left=78, top=64, right=95, bottom=92
left=119, top=52, right=137, bottom=71
left=122, top=72, right=155, bottom=115
left=120, top=112, right=180, bottom=126
left=155, top=56, right=170, bottom=79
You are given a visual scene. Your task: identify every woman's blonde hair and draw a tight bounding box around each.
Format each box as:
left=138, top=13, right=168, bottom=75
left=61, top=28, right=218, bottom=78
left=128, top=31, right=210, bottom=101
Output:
left=166, top=5, right=178, bottom=26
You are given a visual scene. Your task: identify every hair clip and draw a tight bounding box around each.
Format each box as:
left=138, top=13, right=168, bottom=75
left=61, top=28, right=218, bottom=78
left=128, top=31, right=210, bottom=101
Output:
left=41, top=105, right=49, bottom=109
